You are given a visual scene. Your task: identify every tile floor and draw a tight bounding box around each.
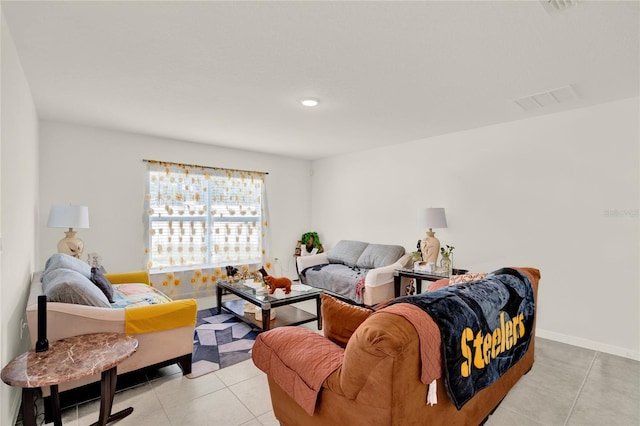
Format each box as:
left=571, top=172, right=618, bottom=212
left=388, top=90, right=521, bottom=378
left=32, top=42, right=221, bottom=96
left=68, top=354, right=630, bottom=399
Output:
left=16, top=297, right=640, bottom=426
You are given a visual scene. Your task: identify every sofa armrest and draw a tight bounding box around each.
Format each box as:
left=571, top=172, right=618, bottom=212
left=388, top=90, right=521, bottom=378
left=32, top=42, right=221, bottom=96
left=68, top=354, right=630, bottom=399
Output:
left=338, top=311, right=421, bottom=400
left=252, top=327, right=344, bottom=415
left=26, top=302, right=126, bottom=346
left=105, top=270, right=150, bottom=285
left=364, top=253, right=411, bottom=288
left=297, top=252, right=330, bottom=272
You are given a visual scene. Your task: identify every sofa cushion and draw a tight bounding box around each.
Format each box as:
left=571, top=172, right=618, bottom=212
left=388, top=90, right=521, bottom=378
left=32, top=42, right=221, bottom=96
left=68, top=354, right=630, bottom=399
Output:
left=356, top=244, right=405, bottom=269
left=42, top=268, right=111, bottom=308
left=327, top=240, right=369, bottom=267
left=90, top=267, right=115, bottom=303
left=321, top=294, right=373, bottom=348
left=43, top=253, right=91, bottom=279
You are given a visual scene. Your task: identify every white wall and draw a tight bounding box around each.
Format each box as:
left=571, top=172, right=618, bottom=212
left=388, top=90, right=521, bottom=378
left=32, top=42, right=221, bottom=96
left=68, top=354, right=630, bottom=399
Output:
left=311, top=98, right=639, bottom=360
left=0, top=12, right=40, bottom=425
left=38, top=122, right=311, bottom=279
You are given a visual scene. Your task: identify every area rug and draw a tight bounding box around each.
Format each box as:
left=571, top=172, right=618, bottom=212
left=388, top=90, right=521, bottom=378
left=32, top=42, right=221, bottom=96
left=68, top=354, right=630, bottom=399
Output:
left=186, top=308, right=260, bottom=379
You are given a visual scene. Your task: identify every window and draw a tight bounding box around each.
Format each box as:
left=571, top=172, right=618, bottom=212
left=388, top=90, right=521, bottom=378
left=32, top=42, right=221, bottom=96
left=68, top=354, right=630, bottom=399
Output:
left=144, top=161, right=271, bottom=270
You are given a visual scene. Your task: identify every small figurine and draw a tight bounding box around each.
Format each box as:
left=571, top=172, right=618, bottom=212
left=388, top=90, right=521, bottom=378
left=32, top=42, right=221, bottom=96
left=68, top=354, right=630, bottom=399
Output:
left=405, top=279, right=416, bottom=296
left=258, top=266, right=269, bottom=280
left=225, top=265, right=239, bottom=283
left=264, top=276, right=292, bottom=294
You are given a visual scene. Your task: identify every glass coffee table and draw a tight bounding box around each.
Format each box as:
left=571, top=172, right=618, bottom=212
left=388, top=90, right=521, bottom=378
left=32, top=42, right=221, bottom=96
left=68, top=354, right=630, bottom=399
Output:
left=216, top=280, right=323, bottom=331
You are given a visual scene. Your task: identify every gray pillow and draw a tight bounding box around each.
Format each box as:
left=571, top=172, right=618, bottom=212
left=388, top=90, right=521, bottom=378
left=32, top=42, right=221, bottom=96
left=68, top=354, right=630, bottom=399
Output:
left=90, top=267, right=115, bottom=303
left=327, top=241, right=369, bottom=267
left=42, top=268, right=111, bottom=308
left=44, top=253, right=91, bottom=280
left=356, top=244, right=405, bottom=269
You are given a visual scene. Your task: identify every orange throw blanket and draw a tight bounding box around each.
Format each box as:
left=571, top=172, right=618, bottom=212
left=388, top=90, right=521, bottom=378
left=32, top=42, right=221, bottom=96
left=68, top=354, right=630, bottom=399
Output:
left=377, top=304, right=443, bottom=385
left=252, top=327, right=344, bottom=415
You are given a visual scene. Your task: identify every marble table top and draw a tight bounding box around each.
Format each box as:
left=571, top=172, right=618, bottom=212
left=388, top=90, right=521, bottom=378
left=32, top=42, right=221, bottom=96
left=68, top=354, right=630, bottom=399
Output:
left=1, top=333, right=138, bottom=388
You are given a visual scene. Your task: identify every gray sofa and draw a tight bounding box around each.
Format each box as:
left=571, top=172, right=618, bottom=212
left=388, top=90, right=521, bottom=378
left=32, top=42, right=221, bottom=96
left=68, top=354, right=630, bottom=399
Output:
left=297, top=240, right=410, bottom=305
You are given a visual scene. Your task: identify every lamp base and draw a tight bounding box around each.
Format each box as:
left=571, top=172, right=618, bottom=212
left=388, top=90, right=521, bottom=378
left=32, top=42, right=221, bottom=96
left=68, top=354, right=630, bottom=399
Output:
left=420, top=230, right=441, bottom=265
left=57, top=229, right=84, bottom=259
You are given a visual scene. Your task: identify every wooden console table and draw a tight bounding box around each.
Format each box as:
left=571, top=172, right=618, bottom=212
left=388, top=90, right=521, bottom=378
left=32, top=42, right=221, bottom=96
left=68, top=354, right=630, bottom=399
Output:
left=1, top=333, right=138, bottom=426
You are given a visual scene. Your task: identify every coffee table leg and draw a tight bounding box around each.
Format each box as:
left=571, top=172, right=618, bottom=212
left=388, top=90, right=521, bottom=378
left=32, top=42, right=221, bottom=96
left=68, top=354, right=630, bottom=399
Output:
left=89, top=367, right=133, bottom=426
left=217, top=284, right=223, bottom=315
left=262, top=308, right=270, bottom=331
left=316, top=296, right=323, bottom=330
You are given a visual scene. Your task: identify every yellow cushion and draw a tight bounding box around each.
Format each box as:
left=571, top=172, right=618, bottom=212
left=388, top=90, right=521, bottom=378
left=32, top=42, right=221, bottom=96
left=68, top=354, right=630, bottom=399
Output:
left=104, top=270, right=150, bottom=285
left=125, top=299, right=197, bottom=334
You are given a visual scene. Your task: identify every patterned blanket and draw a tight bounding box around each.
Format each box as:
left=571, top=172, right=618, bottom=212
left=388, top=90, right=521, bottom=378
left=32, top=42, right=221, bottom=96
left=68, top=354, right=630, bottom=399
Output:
left=110, top=283, right=172, bottom=308
left=300, top=264, right=368, bottom=304
left=390, top=267, right=535, bottom=409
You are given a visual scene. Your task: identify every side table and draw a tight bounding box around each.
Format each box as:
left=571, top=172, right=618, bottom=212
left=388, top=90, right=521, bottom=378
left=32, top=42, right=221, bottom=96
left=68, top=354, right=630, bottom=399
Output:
left=1, top=333, right=138, bottom=426
left=393, top=268, right=468, bottom=297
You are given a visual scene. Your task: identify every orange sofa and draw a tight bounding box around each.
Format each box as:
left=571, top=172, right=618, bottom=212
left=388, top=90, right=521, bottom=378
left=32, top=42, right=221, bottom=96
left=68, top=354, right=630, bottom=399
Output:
left=253, top=268, right=540, bottom=426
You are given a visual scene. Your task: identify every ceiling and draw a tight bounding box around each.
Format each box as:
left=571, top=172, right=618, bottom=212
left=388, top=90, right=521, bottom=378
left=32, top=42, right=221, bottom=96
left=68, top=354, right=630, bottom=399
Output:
left=2, top=1, right=638, bottom=161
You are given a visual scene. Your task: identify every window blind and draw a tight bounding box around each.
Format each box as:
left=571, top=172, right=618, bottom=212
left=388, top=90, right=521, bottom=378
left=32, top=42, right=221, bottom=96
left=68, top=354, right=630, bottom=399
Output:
left=143, top=160, right=271, bottom=270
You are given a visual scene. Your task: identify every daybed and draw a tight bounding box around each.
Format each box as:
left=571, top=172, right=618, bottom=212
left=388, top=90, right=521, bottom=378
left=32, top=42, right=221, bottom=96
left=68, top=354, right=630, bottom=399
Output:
left=26, top=254, right=196, bottom=420
left=297, top=240, right=410, bottom=306
left=253, top=267, right=540, bottom=426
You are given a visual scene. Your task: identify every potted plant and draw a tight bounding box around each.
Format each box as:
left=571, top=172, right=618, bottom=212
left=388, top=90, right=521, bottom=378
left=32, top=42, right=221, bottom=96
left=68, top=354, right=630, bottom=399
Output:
left=301, top=232, right=323, bottom=254
left=440, top=245, right=455, bottom=274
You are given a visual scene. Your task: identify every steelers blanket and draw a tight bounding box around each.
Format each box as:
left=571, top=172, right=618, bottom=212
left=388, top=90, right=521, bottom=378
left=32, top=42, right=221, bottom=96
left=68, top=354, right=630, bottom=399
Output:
left=390, top=267, right=534, bottom=409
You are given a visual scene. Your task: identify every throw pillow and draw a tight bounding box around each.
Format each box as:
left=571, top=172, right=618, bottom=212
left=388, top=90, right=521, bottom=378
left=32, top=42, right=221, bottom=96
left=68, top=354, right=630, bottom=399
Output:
left=326, top=240, right=369, bottom=267
left=427, top=278, right=450, bottom=292
left=90, top=267, right=115, bottom=303
left=321, top=294, right=373, bottom=348
left=449, top=272, right=487, bottom=285
left=355, top=244, right=405, bottom=269
left=42, top=268, right=111, bottom=308
left=43, top=253, right=91, bottom=279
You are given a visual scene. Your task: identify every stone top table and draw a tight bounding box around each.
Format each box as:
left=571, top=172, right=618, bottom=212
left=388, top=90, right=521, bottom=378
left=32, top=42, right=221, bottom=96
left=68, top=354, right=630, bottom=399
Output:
left=2, top=332, right=138, bottom=426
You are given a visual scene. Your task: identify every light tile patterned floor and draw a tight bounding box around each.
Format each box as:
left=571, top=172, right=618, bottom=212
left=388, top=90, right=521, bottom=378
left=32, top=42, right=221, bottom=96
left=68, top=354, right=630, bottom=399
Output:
left=16, top=297, right=640, bottom=426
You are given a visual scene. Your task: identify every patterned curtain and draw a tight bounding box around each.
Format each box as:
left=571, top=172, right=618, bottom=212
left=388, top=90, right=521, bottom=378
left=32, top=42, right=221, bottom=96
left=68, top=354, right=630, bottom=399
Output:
left=143, top=161, right=272, bottom=281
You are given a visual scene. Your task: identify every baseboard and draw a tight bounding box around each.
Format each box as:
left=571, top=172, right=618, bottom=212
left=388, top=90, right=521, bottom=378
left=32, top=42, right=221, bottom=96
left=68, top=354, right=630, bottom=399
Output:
left=536, top=328, right=640, bottom=361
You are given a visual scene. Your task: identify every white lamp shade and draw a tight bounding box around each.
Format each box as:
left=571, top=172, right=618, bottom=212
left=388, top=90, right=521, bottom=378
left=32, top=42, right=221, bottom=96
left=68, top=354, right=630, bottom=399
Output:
left=419, top=207, right=447, bottom=229
left=47, top=205, right=90, bottom=229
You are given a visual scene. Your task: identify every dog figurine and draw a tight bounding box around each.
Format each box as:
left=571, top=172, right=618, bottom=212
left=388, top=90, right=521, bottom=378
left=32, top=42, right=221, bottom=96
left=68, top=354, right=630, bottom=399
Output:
left=225, top=265, right=239, bottom=283
left=258, top=266, right=269, bottom=279
left=264, top=276, right=292, bottom=294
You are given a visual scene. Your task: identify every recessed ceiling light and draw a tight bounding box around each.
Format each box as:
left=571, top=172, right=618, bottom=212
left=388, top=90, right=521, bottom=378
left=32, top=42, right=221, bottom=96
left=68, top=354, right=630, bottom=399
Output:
left=300, top=98, right=319, bottom=107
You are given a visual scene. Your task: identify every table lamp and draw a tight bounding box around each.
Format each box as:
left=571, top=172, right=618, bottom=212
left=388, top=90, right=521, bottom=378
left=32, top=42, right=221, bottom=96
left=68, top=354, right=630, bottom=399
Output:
left=47, top=205, right=90, bottom=258
left=418, top=208, right=447, bottom=266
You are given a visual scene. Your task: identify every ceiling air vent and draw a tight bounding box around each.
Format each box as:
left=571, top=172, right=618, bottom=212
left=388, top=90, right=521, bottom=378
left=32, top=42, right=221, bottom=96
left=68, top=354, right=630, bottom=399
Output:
left=514, top=85, right=579, bottom=112
left=540, top=0, right=583, bottom=14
